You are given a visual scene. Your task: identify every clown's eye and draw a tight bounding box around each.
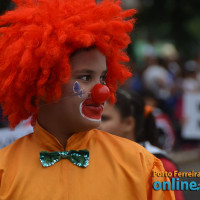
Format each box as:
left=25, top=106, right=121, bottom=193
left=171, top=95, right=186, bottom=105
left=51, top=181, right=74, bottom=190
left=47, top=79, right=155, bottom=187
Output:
left=79, top=75, right=91, bottom=81
left=100, top=75, right=107, bottom=85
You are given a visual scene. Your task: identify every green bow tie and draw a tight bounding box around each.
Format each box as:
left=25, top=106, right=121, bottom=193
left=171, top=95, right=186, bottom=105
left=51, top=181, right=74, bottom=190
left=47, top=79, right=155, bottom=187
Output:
left=40, top=149, right=90, bottom=168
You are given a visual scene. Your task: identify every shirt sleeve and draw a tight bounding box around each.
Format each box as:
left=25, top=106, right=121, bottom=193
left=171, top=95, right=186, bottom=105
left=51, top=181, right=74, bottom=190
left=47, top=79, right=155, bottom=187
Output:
left=151, top=158, right=176, bottom=200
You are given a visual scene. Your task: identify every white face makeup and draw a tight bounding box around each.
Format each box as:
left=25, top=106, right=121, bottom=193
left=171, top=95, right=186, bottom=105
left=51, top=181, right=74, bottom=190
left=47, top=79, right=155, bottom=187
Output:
left=73, top=81, right=104, bottom=122
left=79, top=101, right=103, bottom=122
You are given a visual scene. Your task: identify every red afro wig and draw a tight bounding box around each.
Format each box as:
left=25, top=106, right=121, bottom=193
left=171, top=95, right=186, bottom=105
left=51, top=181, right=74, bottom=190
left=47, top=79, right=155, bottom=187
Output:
left=0, top=0, right=136, bottom=127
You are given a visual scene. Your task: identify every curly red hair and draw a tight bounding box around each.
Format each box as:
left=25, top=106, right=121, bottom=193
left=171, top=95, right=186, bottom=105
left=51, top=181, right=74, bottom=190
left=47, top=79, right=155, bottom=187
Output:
left=0, top=0, right=136, bottom=127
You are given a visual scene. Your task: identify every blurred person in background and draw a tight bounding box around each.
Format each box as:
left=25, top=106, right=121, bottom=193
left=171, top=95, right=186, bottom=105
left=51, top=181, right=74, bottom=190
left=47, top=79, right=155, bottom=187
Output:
left=142, top=90, right=176, bottom=151
left=142, top=57, right=172, bottom=103
left=182, top=60, right=200, bottom=93
left=174, top=59, right=200, bottom=149
left=0, top=118, right=33, bottom=149
left=99, top=89, right=184, bottom=200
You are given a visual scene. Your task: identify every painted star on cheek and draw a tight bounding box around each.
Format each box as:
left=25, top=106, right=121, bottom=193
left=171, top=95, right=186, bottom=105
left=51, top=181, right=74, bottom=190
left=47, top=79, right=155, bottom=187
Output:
left=73, top=81, right=84, bottom=98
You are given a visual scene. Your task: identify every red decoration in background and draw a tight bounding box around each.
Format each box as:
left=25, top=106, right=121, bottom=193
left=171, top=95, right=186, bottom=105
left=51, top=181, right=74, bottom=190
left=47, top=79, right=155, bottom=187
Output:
left=91, top=84, right=110, bottom=104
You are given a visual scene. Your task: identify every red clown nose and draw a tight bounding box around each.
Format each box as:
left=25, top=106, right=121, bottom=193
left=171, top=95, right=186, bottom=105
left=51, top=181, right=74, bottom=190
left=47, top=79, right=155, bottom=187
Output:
left=91, top=84, right=110, bottom=104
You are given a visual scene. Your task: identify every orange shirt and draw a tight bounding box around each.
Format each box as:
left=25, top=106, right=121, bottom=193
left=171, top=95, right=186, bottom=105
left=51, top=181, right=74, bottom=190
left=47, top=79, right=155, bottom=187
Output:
left=0, top=122, right=175, bottom=200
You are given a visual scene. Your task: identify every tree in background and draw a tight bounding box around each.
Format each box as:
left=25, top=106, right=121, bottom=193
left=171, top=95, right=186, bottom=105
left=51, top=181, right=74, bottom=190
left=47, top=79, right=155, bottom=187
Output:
left=133, top=0, right=200, bottom=59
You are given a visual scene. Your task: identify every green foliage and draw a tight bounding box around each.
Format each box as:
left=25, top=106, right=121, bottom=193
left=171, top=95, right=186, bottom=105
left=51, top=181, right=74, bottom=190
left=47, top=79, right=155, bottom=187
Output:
left=134, top=0, right=200, bottom=59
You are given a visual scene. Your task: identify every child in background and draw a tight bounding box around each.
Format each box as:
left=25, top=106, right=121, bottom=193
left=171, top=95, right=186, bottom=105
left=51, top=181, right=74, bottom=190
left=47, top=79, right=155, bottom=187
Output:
left=0, top=0, right=175, bottom=199
left=100, top=89, right=184, bottom=200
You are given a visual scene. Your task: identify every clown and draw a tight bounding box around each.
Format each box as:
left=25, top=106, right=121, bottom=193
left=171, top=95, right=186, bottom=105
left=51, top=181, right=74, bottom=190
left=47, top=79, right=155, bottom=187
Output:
left=0, top=0, right=175, bottom=199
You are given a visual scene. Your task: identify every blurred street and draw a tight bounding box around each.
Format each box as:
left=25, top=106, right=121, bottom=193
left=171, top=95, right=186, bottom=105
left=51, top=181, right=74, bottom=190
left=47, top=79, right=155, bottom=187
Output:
left=170, top=148, right=200, bottom=200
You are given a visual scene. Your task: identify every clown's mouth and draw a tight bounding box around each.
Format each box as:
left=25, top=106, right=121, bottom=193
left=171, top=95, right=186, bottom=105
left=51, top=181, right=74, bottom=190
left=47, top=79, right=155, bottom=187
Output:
left=80, top=99, right=104, bottom=121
